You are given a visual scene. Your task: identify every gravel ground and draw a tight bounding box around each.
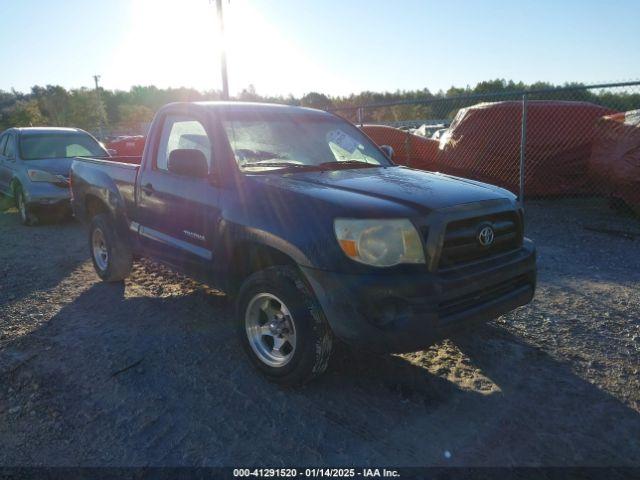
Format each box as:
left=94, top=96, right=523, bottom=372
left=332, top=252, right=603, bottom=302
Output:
left=0, top=197, right=638, bottom=467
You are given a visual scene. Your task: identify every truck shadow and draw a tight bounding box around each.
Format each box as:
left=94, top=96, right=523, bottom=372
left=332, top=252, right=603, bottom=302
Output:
left=2, top=282, right=639, bottom=466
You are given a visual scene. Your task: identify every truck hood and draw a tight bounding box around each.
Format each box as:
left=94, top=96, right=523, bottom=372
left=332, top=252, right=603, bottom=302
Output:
left=251, top=166, right=514, bottom=215
left=23, top=158, right=74, bottom=176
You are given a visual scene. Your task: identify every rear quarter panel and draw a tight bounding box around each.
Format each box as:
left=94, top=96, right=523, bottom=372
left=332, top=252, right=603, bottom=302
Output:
left=70, top=158, right=139, bottom=233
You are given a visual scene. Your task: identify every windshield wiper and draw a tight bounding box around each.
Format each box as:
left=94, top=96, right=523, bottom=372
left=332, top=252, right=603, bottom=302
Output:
left=317, top=160, right=379, bottom=170
left=241, top=160, right=382, bottom=172
left=241, top=161, right=317, bottom=171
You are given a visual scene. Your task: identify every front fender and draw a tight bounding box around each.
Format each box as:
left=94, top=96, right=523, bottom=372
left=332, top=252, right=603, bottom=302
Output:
left=218, top=218, right=312, bottom=266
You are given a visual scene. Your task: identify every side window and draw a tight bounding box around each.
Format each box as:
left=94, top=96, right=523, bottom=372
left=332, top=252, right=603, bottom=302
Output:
left=66, top=143, right=94, bottom=157
left=4, top=134, right=15, bottom=158
left=0, top=134, right=7, bottom=156
left=156, top=115, right=211, bottom=172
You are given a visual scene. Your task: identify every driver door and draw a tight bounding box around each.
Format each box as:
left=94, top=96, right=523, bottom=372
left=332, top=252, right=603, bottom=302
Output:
left=136, top=111, right=221, bottom=274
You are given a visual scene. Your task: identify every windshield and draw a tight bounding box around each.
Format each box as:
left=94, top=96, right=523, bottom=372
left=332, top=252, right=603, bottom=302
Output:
left=19, top=132, right=108, bottom=160
left=221, top=111, right=392, bottom=172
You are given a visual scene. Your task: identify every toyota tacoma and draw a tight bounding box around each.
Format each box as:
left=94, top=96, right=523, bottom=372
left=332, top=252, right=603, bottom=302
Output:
left=70, top=102, right=536, bottom=385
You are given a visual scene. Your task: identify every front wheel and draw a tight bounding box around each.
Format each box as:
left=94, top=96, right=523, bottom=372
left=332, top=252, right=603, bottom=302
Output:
left=237, top=266, right=333, bottom=385
left=14, top=186, right=36, bottom=226
left=89, top=213, right=133, bottom=282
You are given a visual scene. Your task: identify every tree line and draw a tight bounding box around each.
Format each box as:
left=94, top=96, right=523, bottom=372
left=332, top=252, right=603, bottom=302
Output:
left=1, top=79, right=639, bottom=137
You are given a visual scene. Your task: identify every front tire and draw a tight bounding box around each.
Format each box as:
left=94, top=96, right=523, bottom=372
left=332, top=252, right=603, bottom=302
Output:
left=89, top=213, right=133, bottom=282
left=14, top=185, right=36, bottom=226
left=237, top=266, right=333, bottom=385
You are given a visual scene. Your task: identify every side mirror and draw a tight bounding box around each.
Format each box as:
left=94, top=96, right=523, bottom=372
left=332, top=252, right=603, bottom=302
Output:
left=168, top=149, right=208, bottom=178
left=380, top=145, right=394, bottom=160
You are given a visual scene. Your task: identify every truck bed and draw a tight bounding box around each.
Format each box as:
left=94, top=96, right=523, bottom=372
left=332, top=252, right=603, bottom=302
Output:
left=70, top=156, right=140, bottom=222
left=78, top=155, right=142, bottom=165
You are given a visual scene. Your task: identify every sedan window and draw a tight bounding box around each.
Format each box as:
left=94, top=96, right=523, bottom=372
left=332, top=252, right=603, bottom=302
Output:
left=20, top=132, right=107, bottom=160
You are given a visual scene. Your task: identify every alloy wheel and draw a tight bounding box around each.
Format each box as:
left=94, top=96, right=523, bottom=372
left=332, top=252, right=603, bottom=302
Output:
left=92, top=228, right=109, bottom=271
left=245, top=293, right=297, bottom=368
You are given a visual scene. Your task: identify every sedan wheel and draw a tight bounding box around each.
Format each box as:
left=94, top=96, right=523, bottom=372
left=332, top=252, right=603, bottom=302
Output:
left=15, top=187, right=35, bottom=226
left=17, top=192, right=27, bottom=223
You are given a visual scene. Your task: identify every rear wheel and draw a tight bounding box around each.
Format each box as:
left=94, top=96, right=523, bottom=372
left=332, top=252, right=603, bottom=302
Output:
left=237, top=266, right=333, bottom=385
left=89, top=213, right=133, bottom=282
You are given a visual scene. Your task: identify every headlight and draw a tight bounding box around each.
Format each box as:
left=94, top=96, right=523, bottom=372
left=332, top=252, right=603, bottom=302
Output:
left=334, top=218, right=425, bottom=267
left=27, top=169, right=64, bottom=183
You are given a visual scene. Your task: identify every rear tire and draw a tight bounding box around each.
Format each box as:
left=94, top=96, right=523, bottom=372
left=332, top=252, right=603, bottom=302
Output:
left=236, top=266, right=333, bottom=386
left=89, top=213, right=133, bottom=282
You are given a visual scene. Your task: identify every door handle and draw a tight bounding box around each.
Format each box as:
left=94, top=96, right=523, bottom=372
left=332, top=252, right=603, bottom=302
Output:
left=141, top=183, right=154, bottom=195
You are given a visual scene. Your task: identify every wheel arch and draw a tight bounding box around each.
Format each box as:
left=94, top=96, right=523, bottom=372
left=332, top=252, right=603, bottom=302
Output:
left=228, top=240, right=301, bottom=295
left=85, top=193, right=110, bottom=219
left=82, top=189, right=131, bottom=247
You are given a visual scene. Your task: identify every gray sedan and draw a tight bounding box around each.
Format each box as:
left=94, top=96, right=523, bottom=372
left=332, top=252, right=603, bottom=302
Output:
left=0, top=127, right=108, bottom=225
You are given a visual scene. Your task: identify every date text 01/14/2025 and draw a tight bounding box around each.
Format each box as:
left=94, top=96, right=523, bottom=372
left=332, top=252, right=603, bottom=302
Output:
left=232, top=468, right=401, bottom=478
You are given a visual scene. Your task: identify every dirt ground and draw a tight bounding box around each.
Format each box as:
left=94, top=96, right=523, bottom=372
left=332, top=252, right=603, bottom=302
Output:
left=0, top=198, right=639, bottom=467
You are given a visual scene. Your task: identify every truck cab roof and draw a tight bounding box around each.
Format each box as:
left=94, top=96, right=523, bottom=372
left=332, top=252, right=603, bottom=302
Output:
left=163, top=101, right=332, bottom=118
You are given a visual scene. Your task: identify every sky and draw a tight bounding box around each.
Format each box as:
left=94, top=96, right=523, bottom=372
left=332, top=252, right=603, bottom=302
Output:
left=1, top=0, right=638, bottom=97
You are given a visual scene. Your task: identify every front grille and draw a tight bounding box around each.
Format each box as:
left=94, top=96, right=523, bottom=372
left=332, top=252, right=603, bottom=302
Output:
left=438, top=274, right=531, bottom=319
left=438, top=211, right=522, bottom=269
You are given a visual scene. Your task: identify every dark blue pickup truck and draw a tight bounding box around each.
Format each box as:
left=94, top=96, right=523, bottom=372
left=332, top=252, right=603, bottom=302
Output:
left=70, top=101, right=536, bottom=384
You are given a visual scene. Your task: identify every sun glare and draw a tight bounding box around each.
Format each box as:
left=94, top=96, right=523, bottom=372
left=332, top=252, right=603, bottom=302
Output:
left=107, top=0, right=347, bottom=96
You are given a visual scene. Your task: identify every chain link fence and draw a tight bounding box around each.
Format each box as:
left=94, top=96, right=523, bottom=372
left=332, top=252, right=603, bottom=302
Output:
left=332, top=81, right=640, bottom=214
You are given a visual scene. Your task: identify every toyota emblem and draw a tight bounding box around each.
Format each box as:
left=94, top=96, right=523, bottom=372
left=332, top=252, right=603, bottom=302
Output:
left=477, top=225, right=495, bottom=247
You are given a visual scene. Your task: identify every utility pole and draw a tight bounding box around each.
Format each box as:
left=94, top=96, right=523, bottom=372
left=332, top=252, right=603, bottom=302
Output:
left=93, top=75, right=104, bottom=139
left=215, top=0, right=229, bottom=100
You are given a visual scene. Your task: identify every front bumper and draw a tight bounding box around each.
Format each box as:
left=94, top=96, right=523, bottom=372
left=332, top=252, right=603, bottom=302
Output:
left=301, top=239, right=536, bottom=353
left=24, top=182, right=71, bottom=215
